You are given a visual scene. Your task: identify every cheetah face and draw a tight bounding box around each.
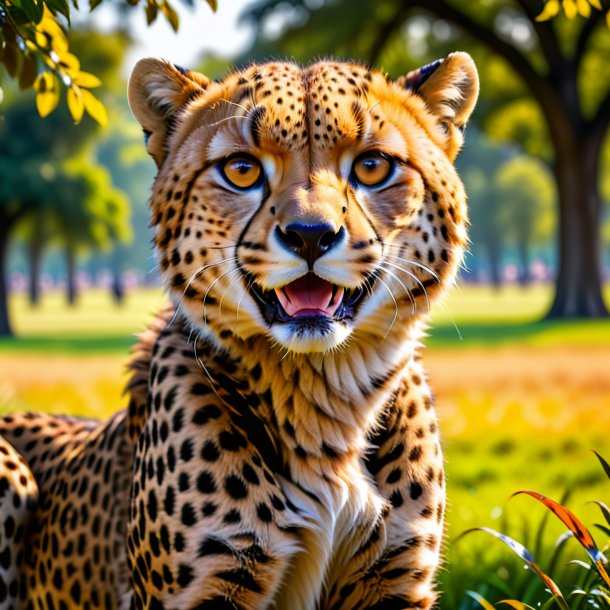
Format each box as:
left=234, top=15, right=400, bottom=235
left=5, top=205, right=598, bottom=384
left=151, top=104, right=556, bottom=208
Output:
left=129, top=54, right=477, bottom=353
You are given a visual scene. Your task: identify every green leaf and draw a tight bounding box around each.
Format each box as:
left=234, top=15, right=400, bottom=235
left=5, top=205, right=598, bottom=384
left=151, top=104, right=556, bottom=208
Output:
left=593, top=451, right=610, bottom=481
left=11, top=0, right=44, bottom=24
left=594, top=524, right=610, bottom=538
left=45, top=0, right=71, bottom=22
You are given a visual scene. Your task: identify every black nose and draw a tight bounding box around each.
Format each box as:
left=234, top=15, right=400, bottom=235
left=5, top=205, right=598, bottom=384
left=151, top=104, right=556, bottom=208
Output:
left=276, top=223, right=344, bottom=267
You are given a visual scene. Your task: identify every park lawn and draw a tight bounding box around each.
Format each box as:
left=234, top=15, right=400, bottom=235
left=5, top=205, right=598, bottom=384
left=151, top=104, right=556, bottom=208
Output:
left=1, top=284, right=609, bottom=607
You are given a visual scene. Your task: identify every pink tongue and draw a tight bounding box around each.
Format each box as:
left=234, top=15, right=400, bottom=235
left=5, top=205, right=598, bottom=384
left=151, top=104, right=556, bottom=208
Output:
left=275, top=274, right=343, bottom=317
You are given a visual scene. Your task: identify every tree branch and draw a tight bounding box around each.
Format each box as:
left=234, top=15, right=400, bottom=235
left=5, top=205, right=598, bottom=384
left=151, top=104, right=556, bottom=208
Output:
left=367, top=4, right=412, bottom=65
left=589, top=88, right=610, bottom=148
left=575, top=5, right=606, bottom=67
left=404, top=0, right=557, bottom=111
left=512, top=0, right=563, bottom=71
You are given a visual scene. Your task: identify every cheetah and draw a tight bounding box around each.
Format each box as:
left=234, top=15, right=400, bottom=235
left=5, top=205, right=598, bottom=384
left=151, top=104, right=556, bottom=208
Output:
left=0, top=52, right=478, bottom=609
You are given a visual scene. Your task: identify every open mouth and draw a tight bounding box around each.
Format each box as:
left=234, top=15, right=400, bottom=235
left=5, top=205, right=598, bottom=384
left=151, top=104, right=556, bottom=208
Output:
left=249, top=273, right=369, bottom=324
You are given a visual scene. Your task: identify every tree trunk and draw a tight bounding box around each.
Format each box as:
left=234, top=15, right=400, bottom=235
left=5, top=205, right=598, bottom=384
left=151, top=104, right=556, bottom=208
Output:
left=546, top=140, right=608, bottom=318
left=28, top=231, right=45, bottom=307
left=0, top=222, right=13, bottom=337
left=517, top=238, right=530, bottom=287
left=485, top=238, right=503, bottom=289
left=66, top=245, right=78, bottom=306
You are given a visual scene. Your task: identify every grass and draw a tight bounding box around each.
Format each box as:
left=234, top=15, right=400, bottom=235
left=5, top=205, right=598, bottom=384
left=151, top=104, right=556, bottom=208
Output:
left=1, top=284, right=609, bottom=608
left=2, top=284, right=610, bottom=353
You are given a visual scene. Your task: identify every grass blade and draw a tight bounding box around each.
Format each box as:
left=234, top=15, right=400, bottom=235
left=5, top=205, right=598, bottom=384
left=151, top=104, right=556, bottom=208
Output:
left=497, top=601, right=536, bottom=609
left=459, top=527, right=569, bottom=607
left=592, top=450, right=610, bottom=481
left=513, top=491, right=610, bottom=588
left=466, top=590, right=495, bottom=610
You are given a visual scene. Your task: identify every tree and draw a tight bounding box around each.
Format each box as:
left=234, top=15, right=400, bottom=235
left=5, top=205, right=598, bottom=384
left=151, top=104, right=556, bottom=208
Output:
left=0, top=0, right=217, bottom=122
left=57, top=159, right=132, bottom=305
left=0, top=29, right=127, bottom=335
left=496, top=156, right=555, bottom=284
left=240, top=0, right=610, bottom=318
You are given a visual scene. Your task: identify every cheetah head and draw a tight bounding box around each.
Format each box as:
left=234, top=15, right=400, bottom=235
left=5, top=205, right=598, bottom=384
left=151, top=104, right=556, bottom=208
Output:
left=129, top=54, right=478, bottom=354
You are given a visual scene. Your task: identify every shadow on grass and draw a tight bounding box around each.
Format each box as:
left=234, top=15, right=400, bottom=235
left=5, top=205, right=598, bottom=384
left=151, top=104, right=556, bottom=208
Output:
left=0, top=335, right=137, bottom=353
left=1, top=319, right=609, bottom=353
left=428, top=319, right=610, bottom=347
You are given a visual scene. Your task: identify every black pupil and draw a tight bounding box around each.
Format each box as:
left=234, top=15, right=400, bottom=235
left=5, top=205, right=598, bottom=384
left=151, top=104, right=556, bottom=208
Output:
left=235, top=160, right=252, bottom=174
left=363, top=158, right=381, bottom=173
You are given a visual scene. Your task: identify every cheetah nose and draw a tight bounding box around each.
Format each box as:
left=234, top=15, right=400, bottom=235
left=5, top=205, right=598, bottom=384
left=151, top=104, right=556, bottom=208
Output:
left=275, top=223, right=344, bottom=267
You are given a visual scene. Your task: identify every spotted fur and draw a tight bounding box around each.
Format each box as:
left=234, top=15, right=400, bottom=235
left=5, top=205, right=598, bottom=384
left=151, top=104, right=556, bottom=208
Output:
left=0, top=53, right=477, bottom=609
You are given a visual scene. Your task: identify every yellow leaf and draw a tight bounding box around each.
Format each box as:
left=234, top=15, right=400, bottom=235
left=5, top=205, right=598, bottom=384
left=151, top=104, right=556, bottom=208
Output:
left=37, top=8, right=68, bottom=53
left=72, top=71, right=102, bottom=88
left=67, top=86, right=84, bottom=124
left=588, top=0, right=602, bottom=9
left=34, top=72, right=60, bottom=117
left=81, top=89, right=108, bottom=126
left=606, top=9, right=610, bottom=28
left=160, top=0, right=179, bottom=32
left=576, top=0, right=591, bottom=16
left=563, top=0, right=578, bottom=18
left=536, top=0, right=560, bottom=21
left=56, top=51, right=80, bottom=74
left=206, top=0, right=217, bottom=10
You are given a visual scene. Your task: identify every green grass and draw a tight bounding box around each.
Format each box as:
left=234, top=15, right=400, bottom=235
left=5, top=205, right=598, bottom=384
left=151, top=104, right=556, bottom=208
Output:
left=2, top=284, right=610, bottom=352
left=1, top=284, right=609, bottom=608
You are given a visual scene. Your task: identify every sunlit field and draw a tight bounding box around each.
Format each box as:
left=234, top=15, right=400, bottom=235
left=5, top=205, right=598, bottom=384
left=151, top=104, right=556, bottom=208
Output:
left=1, top=284, right=609, bottom=607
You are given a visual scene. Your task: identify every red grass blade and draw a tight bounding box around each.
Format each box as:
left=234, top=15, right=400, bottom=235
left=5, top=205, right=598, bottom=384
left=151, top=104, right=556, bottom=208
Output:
left=513, top=490, right=610, bottom=588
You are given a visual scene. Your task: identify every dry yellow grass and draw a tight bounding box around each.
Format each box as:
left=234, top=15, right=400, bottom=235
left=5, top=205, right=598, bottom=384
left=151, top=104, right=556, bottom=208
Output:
left=1, top=345, right=608, bottom=443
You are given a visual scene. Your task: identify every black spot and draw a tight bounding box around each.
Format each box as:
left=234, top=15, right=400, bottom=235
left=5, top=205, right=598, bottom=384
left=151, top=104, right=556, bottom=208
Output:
left=224, top=475, right=248, bottom=499
left=410, top=481, right=423, bottom=500
left=197, top=471, right=217, bottom=494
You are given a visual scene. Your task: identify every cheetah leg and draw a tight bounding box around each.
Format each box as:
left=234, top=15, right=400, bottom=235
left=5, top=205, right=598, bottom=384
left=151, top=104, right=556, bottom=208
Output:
left=0, top=436, right=38, bottom=610
left=326, top=370, right=445, bottom=610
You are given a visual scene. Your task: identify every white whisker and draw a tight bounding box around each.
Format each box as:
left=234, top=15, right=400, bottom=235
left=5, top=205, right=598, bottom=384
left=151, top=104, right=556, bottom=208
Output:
left=375, top=275, right=398, bottom=339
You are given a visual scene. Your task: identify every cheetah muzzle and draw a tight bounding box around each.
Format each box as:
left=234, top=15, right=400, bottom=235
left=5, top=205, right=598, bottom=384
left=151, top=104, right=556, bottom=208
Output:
left=0, top=52, right=478, bottom=610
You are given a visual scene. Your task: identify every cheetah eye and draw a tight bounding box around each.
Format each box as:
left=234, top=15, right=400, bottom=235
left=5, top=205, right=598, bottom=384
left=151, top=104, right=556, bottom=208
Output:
left=351, top=153, right=393, bottom=187
left=220, top=155, right=263, bottom=190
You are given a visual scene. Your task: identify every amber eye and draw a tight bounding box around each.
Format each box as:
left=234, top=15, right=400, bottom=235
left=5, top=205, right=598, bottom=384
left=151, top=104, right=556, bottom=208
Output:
left=352, top=153, right=393, bottom=187
left=221, top=156, right=262, bottom=190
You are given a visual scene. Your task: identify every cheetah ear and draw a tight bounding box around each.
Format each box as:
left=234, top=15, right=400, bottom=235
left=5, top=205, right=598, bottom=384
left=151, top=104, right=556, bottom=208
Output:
left=399, top=52, right=479, bottom=158
left=128, top=58, right=210, bottom=167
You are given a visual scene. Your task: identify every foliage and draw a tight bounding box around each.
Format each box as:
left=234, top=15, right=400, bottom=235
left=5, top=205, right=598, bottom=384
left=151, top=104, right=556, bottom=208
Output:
left=0, top=0, right=217, bottom=123
left=461, top=453, right=610, bottom=609
left=537, top=0, right=610, bottom=28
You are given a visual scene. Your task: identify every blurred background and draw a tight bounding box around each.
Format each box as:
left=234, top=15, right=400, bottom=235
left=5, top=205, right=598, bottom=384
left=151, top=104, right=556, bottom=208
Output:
left=1, top=0, right=609, bottom=607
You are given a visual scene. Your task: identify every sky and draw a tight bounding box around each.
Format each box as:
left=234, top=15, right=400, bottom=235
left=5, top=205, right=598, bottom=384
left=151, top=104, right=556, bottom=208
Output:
left=89, top=0, right=255, bottom=74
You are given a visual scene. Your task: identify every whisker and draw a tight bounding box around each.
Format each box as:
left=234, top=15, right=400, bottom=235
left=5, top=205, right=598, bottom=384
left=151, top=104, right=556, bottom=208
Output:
left=384, top=252, right=441, bottom=284
left=383, top=259, right=431, bottom=313
left=168, top=256, right=237, bottom=327
left=208, top=115, right=249, bottom=127
left=203, top=267, right=240, bottom=325
left=219, top=271, right=244, bottom=322
left=375, top=275, right=399, bottom=339
left=236, top=275, right=256, bottom=322
left=380, top=263, right=416, bottom=316
left=219, top=98, right=249, bottom=113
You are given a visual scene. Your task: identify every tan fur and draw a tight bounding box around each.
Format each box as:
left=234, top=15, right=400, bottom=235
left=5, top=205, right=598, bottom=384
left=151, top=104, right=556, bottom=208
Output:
left=0, top=53, right=477, bottom=609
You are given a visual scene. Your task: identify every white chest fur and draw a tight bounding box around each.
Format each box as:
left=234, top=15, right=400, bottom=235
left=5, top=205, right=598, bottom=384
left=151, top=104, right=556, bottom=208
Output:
left=273, top=458, right=385, bottom=610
